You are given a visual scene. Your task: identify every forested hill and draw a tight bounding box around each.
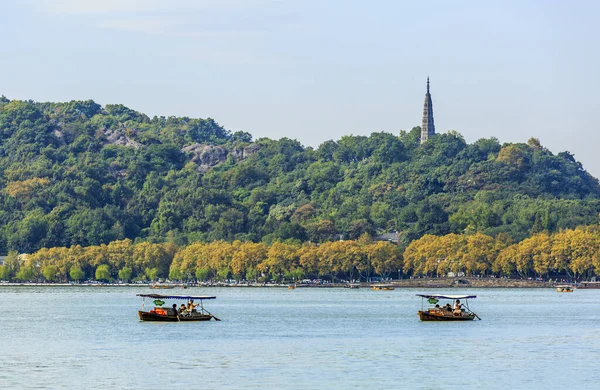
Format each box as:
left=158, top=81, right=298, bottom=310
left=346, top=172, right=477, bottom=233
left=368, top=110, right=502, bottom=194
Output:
left=1, top=96, right=599, bottom=254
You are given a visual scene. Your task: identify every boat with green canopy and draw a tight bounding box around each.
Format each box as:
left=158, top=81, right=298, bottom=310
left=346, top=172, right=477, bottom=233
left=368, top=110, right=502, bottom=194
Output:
left=416, top=294, right=480, bottom=321
left=137, top=294, right=220, bottom=322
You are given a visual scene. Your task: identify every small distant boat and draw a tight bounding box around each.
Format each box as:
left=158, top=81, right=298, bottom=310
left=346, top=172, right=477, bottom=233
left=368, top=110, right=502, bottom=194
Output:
left=577, top=281, right=600, bottom=289
left=556, top=285, right=574, bottom=293
left=371, top=284, right=394, bottom=291
left=150, top=284, right=175, bottom=289
left=137, top=294, right=220, bottom=322
left=416, top=294, right=480, bottom=321
left=346, top=283, right=360, bottom=289
left=288, top=285, right=295, bottom=290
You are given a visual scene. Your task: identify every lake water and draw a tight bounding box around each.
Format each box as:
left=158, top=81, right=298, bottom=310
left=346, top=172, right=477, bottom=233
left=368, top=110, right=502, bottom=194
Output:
left=0, top=286, right=598, bottom=389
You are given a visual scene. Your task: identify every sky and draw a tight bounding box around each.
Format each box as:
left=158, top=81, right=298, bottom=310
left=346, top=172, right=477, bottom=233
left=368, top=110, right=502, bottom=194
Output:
left=2, top=1, right=599, bottom=176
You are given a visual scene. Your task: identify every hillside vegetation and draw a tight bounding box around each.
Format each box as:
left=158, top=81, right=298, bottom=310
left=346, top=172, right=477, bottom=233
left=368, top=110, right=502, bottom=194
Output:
left=1, top=96, right=599, bottom=257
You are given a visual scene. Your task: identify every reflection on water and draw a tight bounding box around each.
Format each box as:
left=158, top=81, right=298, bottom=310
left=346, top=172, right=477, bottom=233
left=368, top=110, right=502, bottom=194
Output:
left=0, top=287, right=598, bottom=389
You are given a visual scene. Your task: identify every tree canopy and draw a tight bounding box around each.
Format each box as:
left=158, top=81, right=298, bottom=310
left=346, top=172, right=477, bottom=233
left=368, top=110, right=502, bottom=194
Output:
left=4, top=227, right=600, bottom=283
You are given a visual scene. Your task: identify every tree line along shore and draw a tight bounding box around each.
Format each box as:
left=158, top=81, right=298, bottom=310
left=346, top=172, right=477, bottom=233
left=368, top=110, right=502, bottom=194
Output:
left=1, top=226, right=598, bottom=283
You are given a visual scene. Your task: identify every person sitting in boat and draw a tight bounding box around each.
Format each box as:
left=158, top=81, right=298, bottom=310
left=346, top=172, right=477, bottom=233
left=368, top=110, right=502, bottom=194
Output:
left=187, top=299, right=199, bottom=313
left=453, top=300, right=462, bottom=315
left=444, top=303, right=452, bottom=312
left=171, top=304, right=178, bottom=316
left=179, top=303, right=187, bottom=314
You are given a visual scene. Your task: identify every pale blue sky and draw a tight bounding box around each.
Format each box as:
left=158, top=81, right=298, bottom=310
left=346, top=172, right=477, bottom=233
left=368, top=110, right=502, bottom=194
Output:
left=2, top=1, right=599, bottom=176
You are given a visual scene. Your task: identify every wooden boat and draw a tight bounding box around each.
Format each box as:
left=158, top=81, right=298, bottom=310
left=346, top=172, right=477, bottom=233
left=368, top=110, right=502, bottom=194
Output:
left=346, top=283, right=360, bottom=289
left=371, top=284, right=394, bottom=291
left=556, top=285, right=574, bottom=293
left=288, top=285, right=295, bottom=290
left=137, top=294, right=220, bottom=322
left=416, top=294, right=480, bottom=321
left=150, top=284, right=175, bottom=289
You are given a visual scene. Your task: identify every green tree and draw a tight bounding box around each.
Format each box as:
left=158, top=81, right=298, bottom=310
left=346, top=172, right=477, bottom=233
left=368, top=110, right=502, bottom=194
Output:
left=95, top=264, right=111, bottom=281
left=144, top=267, right=159, bottom=281
left=16, top=266, right=35, bottom=281
left=245, top=267, right=258, bottom=281
left=169, top=267, right=182, bottom=281
left=118, top=266, right=132, bottom=282
left=1, top=251, right=20, bottom=279
left=69, top=265, right=85, bottom=282
left=42, top=265, right=58, bottom=282
left=216, top=267, right=230, bottom=281
left=195, top=268, right=210, bottom=281
left=0, top=265, right=10, bottom=280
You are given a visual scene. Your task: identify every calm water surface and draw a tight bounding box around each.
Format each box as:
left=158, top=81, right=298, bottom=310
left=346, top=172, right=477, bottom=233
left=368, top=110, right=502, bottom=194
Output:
left=1, top=286, right=599, bottom=389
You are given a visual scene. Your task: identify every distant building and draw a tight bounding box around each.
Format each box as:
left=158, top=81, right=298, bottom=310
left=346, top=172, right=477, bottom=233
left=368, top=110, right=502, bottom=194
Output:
left=376, top=231, right=399, bottom=244
left=420, top=77, right=435, bottom=144
left=0, top=256, right=5, bottom=266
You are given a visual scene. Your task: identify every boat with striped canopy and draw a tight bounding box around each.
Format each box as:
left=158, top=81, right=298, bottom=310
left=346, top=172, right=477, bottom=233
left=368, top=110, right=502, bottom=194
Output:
left=137, top=294, right=220, bottom=322
left=416, top=294, right=480, bottom=321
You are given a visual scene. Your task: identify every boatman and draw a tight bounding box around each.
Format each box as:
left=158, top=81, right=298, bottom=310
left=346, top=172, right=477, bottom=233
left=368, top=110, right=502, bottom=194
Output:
left=453, top=299, right=462, bottom=316
left=187, top=299, right=198, bottom=313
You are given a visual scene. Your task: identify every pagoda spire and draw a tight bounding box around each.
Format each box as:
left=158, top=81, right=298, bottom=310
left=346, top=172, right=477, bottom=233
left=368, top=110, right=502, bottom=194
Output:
left=420, top=77, right=435, bottom=144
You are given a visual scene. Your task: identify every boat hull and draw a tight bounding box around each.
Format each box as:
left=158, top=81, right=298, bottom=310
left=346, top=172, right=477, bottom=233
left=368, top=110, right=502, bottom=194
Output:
left=138, top=311, right=213, bottom=322
left=418, top=310, right=475, bottom=321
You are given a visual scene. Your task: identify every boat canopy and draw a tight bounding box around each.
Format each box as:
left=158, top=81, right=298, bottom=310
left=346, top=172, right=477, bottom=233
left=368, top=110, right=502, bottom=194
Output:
left=416, top=294, right=476, bottom=300
left=137, top=294, right=216, bottom=300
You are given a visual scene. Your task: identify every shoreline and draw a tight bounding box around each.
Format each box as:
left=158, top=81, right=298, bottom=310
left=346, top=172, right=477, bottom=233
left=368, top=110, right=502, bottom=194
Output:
left=0, top=277, right=577, bottom=288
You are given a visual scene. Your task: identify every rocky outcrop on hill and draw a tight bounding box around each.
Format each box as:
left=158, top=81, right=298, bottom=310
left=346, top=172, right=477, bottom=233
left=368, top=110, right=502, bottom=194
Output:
left=102, top=128, right=142, bottom=149
left=52, top=129, right=67, bottom=145
left=182, top=144, right=228, bottom=172
left=182, top=143, right=260, bottom=172
left=230, top=143, right=261, bottom=160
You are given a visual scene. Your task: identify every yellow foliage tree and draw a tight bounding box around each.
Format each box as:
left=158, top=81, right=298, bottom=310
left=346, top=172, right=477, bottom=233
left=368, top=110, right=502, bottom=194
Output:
left=4, top=177, right=51, bottom=199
